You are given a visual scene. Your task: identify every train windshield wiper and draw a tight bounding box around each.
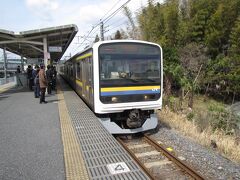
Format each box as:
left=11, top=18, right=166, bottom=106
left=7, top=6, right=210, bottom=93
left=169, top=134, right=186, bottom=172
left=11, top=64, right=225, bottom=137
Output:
left=143, top=78, right=156, bottom=82
left=126, top=78, right=139, bottom=83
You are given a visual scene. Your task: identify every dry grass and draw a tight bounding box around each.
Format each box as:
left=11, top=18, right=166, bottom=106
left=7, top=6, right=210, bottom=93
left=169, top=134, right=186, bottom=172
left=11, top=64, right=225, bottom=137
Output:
left=158, top=107, right=240, bottom=163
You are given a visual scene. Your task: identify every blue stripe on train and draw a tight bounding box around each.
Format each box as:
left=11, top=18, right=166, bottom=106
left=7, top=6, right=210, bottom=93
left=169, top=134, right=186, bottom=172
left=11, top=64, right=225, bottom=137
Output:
left=101, top=90, right=160, bottom=96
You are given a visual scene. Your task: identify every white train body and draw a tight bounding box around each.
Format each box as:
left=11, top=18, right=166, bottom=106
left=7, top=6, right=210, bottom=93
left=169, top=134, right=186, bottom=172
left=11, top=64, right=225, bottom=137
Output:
left=59, top=40, right=163, bottom=134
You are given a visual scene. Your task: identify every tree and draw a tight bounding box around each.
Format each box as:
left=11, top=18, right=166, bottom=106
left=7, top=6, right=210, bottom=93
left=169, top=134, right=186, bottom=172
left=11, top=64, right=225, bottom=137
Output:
left=114, top=30, right=122, bottom=39
left=205, top=55, right=240, bottom=103
left=206, top=0, right=240, bottom=58
left=163, top=47, right=182, bottom=96
left=94, top=34, right=100, bottom=43
left=164, top=0, right=179, bottom=46
left=138, top=1, right=166, bottom=44
left=230, top=17, right=240, bottom=56
left=136, top=0, right=240, bottom=102
left=123, top=6, right=140, bottom=39
left=179, top=43, right=208, bottom=108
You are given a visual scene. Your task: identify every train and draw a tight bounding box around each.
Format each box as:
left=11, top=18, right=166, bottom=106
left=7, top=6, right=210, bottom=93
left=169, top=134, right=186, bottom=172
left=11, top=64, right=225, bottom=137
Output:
left=58, top=40, right=163, bottom=134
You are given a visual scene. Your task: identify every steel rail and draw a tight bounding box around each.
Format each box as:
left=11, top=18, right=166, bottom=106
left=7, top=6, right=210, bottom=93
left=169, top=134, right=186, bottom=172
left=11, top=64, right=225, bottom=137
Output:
left=144, top=135, right=205, bottom=180
left=116, top=137, right=155, bottom=180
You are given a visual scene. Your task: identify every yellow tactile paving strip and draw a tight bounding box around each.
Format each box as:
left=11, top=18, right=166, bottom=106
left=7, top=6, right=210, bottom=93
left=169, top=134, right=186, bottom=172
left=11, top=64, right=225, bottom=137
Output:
left=0, top=83, right=15, bottom=93
left=57, top=84, right=89, bottom=180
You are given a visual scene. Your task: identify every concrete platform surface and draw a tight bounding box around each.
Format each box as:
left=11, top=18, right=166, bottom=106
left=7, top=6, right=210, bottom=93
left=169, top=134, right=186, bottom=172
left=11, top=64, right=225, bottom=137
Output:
left=0, top=85, right=65, bottom=180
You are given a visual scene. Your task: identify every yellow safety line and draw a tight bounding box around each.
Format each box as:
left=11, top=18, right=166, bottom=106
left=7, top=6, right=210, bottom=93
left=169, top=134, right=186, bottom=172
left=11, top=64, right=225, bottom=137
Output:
left=57, top=83, right=89, bottom=180
left=0, top=87, right=10, bottom=93
left=0, top=83, right=16, bottom=93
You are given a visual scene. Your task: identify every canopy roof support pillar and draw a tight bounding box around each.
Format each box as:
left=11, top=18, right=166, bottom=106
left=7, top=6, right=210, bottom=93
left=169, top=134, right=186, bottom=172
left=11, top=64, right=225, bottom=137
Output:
left=21, top=55, right=24, bottom=72
left=3, top=47, right=7, bottom=82
left=43, top=37, right=48, bottom=67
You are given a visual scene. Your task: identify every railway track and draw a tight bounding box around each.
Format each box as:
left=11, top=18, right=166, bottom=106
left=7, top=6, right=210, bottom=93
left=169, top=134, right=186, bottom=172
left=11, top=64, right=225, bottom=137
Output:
left=117, top=135, right=205, bottom=180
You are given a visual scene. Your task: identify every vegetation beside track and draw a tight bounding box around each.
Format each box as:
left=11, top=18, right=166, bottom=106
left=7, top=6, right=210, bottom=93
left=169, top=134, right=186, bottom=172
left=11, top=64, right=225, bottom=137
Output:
left=158, top=95, right=240, bottom=163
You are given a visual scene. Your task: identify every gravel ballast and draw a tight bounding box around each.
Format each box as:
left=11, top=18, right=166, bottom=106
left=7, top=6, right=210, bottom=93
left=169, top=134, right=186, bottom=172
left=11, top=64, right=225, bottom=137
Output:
left=150, top=124, right=240, bottom=179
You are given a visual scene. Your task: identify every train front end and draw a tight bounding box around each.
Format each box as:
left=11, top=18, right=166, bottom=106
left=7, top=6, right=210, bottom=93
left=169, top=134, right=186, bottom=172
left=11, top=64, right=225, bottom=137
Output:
left=93, top=40, right=163, bottom=134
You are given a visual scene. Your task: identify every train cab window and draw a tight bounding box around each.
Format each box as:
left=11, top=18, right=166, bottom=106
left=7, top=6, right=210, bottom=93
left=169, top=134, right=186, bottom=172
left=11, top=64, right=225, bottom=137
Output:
left=99, top=43, right=161, bottom=86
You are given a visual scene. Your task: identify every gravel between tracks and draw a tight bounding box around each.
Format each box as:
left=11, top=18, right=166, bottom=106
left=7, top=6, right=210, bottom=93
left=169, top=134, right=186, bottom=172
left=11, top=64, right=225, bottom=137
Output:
left=150, top=124, right=240, bottom=180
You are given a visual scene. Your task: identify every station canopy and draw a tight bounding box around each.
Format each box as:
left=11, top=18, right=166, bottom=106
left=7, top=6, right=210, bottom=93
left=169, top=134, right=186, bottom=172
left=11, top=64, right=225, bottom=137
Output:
left=0, top=24, right=78, bottom=62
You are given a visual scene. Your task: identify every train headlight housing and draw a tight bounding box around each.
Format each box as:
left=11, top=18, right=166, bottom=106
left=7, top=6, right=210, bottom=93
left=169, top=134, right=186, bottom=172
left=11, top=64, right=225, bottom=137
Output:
left=111, top=97, right=118, bottom=102
left=144, top=95, right=149, bottom=100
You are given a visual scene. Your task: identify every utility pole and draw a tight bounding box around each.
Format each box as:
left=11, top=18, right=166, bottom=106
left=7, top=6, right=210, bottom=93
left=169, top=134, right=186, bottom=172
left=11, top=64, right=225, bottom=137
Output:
left=100, top=20, right=104, bottom=41
left=3, top=47, right=7, bottom=83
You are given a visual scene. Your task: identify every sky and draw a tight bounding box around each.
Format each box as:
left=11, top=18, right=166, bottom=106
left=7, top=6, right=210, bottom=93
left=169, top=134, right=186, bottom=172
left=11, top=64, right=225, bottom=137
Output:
left=0, top=0, right=160, bottom=59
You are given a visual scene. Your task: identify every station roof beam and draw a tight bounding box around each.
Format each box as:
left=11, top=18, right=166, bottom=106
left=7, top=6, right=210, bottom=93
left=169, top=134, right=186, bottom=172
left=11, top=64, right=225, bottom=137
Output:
left=0, top=24, right=78, bottom=64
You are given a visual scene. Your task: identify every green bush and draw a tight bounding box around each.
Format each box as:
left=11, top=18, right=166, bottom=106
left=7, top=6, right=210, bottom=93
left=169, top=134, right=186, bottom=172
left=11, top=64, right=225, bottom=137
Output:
left=208, top=103, right=225, bottom=112
left=193, top=106, right=239, bottom=134
left=187, top=112, right=195, bottom=121
left=210, top=109, right=239, bottom=135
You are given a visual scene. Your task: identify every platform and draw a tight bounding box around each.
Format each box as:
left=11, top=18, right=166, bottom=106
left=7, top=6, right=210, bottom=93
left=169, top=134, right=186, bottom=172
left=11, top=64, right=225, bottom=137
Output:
left=0, top=74, right=149, bottom=180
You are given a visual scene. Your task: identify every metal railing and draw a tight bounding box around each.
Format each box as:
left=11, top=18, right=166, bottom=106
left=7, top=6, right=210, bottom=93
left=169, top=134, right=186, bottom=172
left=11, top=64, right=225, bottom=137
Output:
left=0, top=76, right=16, bottom=85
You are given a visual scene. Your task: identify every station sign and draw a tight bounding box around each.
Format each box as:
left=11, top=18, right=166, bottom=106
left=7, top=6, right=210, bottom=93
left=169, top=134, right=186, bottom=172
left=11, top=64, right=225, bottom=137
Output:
left=26, top=58, right=43, bottom=64
left=49, top=46, right=62, bottom=52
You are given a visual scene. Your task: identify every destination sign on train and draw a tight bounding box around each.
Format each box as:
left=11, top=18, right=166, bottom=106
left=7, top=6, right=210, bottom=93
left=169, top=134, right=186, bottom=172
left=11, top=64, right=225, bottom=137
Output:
left=99, top=43, right=160, bottom=55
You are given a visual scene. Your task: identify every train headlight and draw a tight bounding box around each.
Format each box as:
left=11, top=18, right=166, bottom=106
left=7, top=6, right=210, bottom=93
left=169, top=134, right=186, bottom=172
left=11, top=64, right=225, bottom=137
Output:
left=111, top=97, right=118, bottom=102
left=144, top=95, right=148, bottom=100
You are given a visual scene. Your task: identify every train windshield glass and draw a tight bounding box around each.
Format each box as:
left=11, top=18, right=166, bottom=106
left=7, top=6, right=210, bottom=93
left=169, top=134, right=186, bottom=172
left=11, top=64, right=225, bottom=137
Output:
left=99, top=42, right=161, bottom=85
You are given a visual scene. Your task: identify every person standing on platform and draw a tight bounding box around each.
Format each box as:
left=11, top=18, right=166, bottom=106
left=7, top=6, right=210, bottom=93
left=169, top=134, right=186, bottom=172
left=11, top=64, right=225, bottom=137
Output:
left=52, top=66, right=57, bottom=90
left=27, top=65, right=33, bottom=90
left=16, top=65, right=23, bottom=87
left=46, top=65, right=53, bottom=94
left=32, top=65, right=40, bottom=98
left=16, top=65, right=21, bottom=73
left=39, top=64, right=48, bottom=104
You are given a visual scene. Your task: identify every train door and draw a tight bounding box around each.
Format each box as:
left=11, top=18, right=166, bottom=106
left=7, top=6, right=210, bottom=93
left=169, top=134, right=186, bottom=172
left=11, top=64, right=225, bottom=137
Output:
left=88, top=57, right=94, bottom=106
left=84, top=57, right=92, bottom=104
left=82, top=59, right=87, bottom=99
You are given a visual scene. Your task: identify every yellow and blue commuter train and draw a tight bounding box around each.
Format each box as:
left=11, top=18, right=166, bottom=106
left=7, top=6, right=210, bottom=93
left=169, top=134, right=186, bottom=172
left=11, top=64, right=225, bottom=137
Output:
left=59, top=40, right=163, bottom=134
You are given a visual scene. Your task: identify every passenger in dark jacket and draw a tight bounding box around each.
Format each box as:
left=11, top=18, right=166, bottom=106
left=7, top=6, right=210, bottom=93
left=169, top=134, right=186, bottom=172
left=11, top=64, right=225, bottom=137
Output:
left=46, top=65, right=53, bottom=94
left=32, top=65, right=40, bottom=98
left=52, top=66, right=57, bottom=90
left=27, top=65, right=33, bottom=90
left=16, top=66, right=21, bottom=73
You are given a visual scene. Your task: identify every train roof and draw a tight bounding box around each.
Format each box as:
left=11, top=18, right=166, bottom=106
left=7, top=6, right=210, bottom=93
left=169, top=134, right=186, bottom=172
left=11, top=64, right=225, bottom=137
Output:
left=63, top=40, right=161, bottom=63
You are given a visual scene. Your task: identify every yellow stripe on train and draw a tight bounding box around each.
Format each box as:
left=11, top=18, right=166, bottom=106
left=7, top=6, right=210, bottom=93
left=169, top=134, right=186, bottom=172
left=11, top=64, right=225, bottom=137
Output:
left=76, top=79, right=83, bottom=87
left=76, top=53, right=92, bottom=61
left=101, top=85, right=160, bottom=92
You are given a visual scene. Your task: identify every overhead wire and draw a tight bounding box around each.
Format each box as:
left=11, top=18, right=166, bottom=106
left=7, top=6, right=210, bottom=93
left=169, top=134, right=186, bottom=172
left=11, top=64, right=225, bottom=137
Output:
left=72, top=0, right=132, bottom=54
left=100, top=0, right=123, bottom=21
left=104, top=20, right=128, bottom=34
left=102, top=0, right=131, bottom=24
left=103, top=0, right=160, bottom=38
left=70, top=0, right=162, bottom=55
